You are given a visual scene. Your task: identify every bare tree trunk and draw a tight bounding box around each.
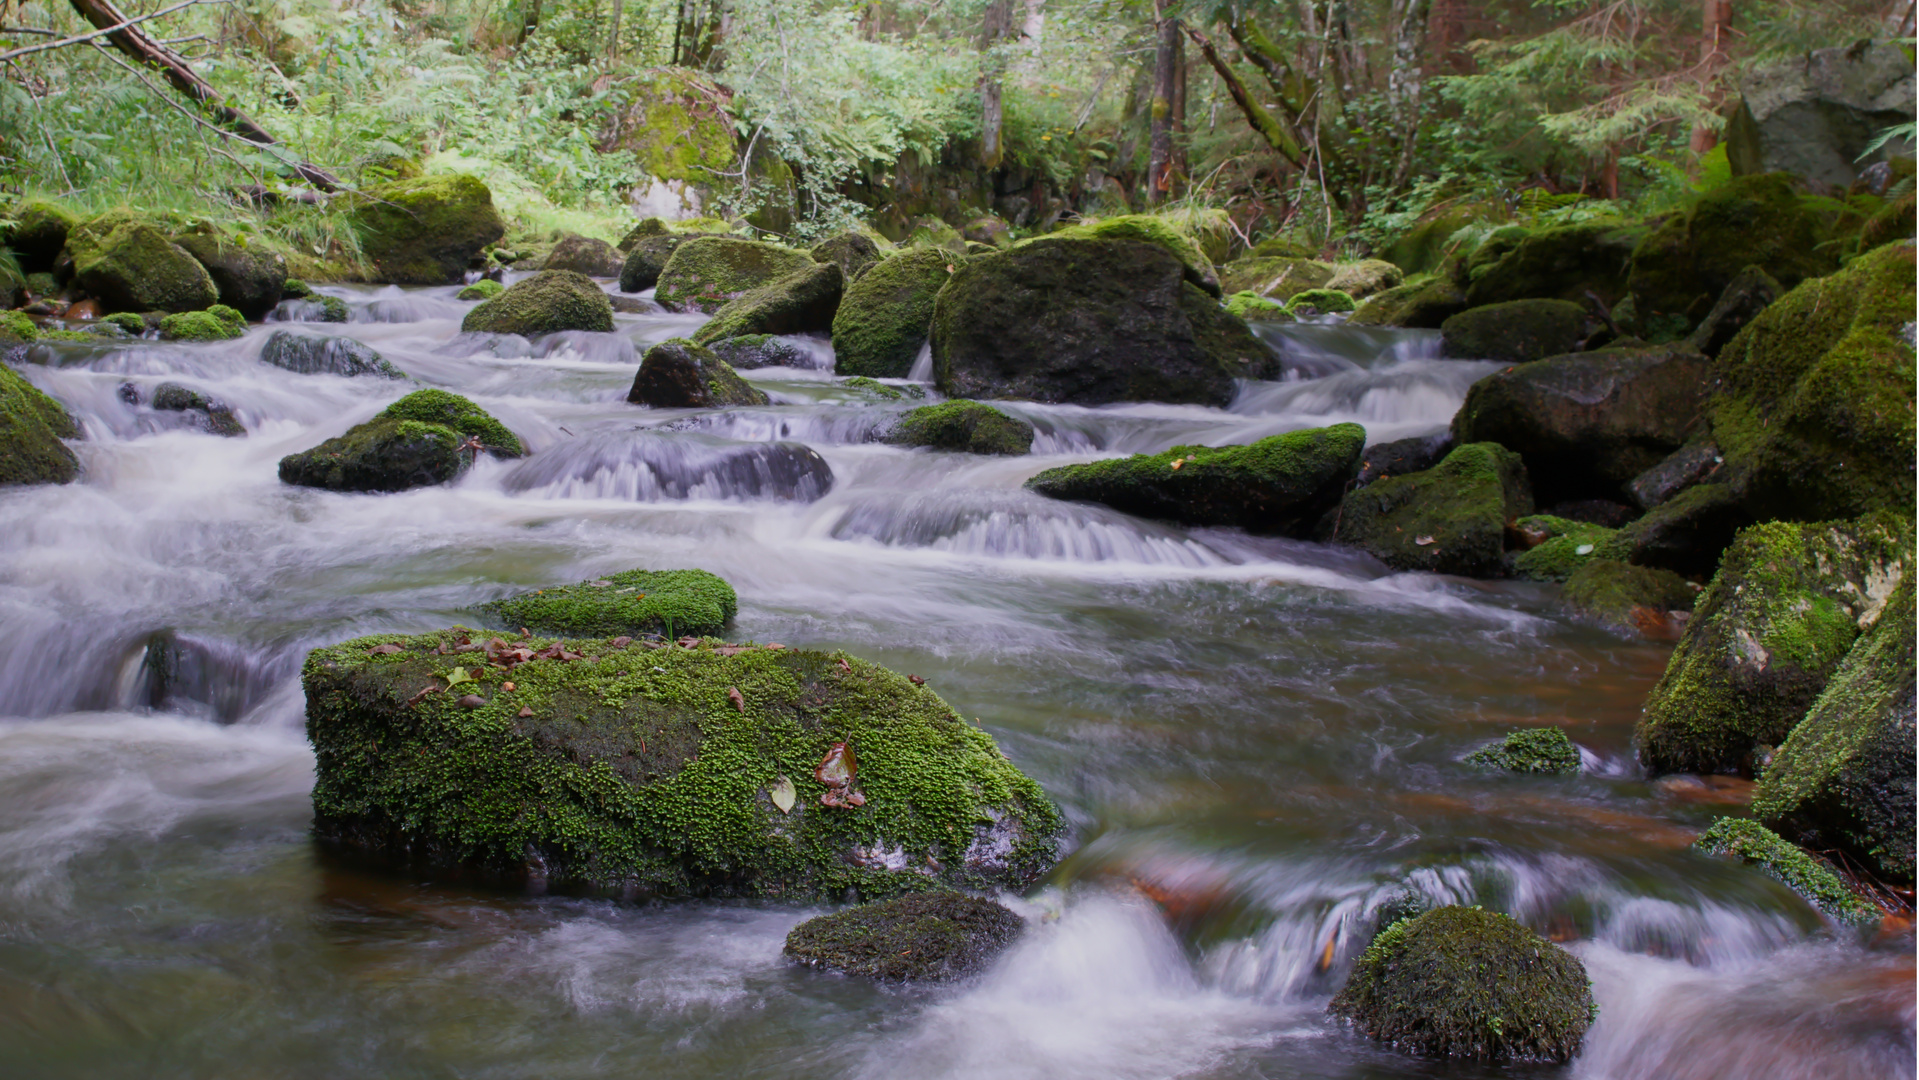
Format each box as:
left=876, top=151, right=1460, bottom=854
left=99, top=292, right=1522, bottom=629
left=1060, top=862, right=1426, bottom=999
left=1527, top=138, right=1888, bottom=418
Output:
left=64, top=0, right=336, bottom=189
left=1147, top=0, right=1177, bottom=204
left=608, top=0, right=623, bottom=61
left=1689, top=0, right=1733, bottom=156
left=1021, top=0, right=1044, bottom=47
left=1388, top=0, right=1433, bottom=189
left=1170, top=30, right=1187, bottom=183
left=979, top=0, right=1013, bottom=169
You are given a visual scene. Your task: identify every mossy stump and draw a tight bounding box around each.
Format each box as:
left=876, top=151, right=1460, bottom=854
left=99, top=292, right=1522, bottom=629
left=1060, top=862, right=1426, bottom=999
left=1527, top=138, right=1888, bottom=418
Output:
left=1330, top=906, right=1595, bottom=1063
left=480, top=569, right=736, bottom=639
left=886, top=401, right=1033, bottom=456
left=302, top=630, right=1064, bottom=899
left=785, top=892, right=1024, bottom=981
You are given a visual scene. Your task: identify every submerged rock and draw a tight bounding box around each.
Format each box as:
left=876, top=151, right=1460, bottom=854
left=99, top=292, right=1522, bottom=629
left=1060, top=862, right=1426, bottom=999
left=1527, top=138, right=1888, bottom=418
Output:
left=1694, top=818, right=1877, bottom=923
left=151, top=383, right=245, bottom=437
left=1333, top=442, right=1532, bottom=577
left=628, top=338, right=770, bottom=408
left=1440, top=299, right=1590, bottom=364
left=278, top=389, right=522, bottom=492
left=260, top=330, right=403, bottom=378
left=1027, top=423, right=1364, bottom=535
left=480, top=568, right=736, bottom=639
left=0, top=363, right=79, bottom=486
left=654, top=237, right=813, bottom=314
left=831, top=248, right=953, bottom=378
left=885, top=401, right=1033, bottom=456
left=1330, top=906, right=1594, bottom=1063
left=931, top=237, right=1276, bottom=407
left=691, top=262, right=842, bottom=344
left=1561, top=559, right=1697, bottom=637
left=784, top=892, right=1024, bottom=981
left=1466, top=727, right=1581, bottom=774
left=350, top=174, right=505, bottom=285
left=302, top=631, right=1064, bottom=898
left=1635, top=515, right=1910, bottom=776
left=461, top=270, right=614, bottom=336
left=1755, top=576, right=1915, bottom=885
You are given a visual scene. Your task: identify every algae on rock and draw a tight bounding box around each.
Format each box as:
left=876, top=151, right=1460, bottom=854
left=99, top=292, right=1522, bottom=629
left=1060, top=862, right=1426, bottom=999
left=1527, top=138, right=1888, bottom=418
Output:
left=480, top=568, right=736, bottom=639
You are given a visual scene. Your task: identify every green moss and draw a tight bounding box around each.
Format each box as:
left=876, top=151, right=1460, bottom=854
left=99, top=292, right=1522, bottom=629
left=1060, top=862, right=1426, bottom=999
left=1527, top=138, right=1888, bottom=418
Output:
left=158, top=310, right=245, bottom=342
left=1334, top=442, right=1533, bottom=577
left=460, top=270, right=613, bottom=336
left=809, top=231, right=884, bottom=283
left=72, top=219, right=218, bottom=314
left=1440, top=299, right=1589, bottom=363
left=1854, top=190, right=1914, bottom=255
left=378, top=388, right=523, bottom=457
left=1038, top=215, right=1220, bottom=296
left=0, top=311, right=38, bottom=342
left=886, top=400, right=1034, bottom=456
left=604, top=69, right=737, bottom=184
left=1466, top=727, right=1582, bottom=774
left=278, top=417, right=465, bottom=492
left=1326, top=259, right=1405, bottom=298
left=1286, top=288, right=1356, bottom=316
left=1330, top=906, right=1594, bottom=1062
left=315, top=295, right=350, bottom=323
left=842, top=376, right=904, bottom=401
left=457, top=279, right=505, bottom=301
left=480, top=569, right=736, bottom=638
left=1029, top=423, right=1365, bottom=534
left=7, top=200, right=79, bottom=270
left=0, top=363, right=79, bottom=486
left=655, top=237, right=814, bottom=315
left=1349, top=274, right=1467, bottom=328
left=690, top=262, right=842, bottom=345
left=1510, top=515, right=1617, bottom=582
left=1628, top=174, right=1841, bottom=328
left=208, top=303, right=244, bottom=328
left=1634, top=515, right=1909, bottom=774
left=784, top=892, right=1024, bottom=980
left=282, top=278, right=315, bottom=299
left=103, top=312, right=146, bottom=336
left=301, top=630, right=1064, bottom=899
left=832, top=248, right=954, bottom=378
left=1693, top=818, right=1877, bottom=924
left=1223, top=291, right=1294, bottom=322
left=1217, top=256, right=1334, bottom=300
left=1561, top=559, right=1695, bottom=635
left=1464, top=219, right=1648, bottom=309
left=351, top=174, right=506, bottom=285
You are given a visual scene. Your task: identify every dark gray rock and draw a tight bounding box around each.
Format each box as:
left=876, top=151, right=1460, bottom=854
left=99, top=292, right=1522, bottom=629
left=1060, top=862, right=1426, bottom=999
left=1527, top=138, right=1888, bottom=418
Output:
left=1725, top=41, right=1915, bottom=191
left=260, top=330, right=403, bottom=378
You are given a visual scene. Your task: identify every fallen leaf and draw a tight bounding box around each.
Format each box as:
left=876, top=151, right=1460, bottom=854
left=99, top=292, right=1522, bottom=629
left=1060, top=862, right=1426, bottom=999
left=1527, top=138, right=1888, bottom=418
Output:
left=1575, top=543, right=1594, bottom=555
left=765, top=643, right=785, bottom=650
left=727, top=686, right=745, bottom=713
left=1414, top=535, right=1436, bottom=546
left=405, top=685, right=440, bottom=707
left=457, top=694, right=486, bottom=709
left=908, top=675, right=925, bottom=686
left=589, top=579, right=613, bottom=587
left=1169, top=458, right=1184, bottom=470
left=770, top=775, right=796, bottom=814
left=502, top=681, right=515, bottom=692
left=367, top=643, right=403, bottom=656
left=445, top=667, right=474, bottom=687
left=517, top=706, right=534, bottom=718
left=837, top=658, right=852, bottom=673
left=610, top=636, right=633, bottom=648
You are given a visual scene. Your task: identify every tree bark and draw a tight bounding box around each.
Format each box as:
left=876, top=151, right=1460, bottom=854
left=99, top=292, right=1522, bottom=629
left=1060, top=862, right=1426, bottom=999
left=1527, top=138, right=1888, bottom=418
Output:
left=608, top=0, right=624, bottom=61
left=1689, top=0, right=1733, bottom=156
left=64, top=0, right=337, bottom=189
left=1147, top=0, right=1177, bottom=203
left=1171, top=29, right=1187, bottom=181
left=1387, top=0, right=1433, bottom=188
left=979, top=0, right=1013, bottom=169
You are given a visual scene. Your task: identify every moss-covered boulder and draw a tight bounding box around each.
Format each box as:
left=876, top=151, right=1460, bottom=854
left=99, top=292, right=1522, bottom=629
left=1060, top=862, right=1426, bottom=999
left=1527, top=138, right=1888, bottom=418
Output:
left=1626, top=438, right=1724, bottom=510
left=278, top=417, right=468, bottom=492
left=1594, top=483, right=1748, bottom=578
left=785, top=892, right=1024, bottom=981
left=1635, top=515, right=1910, bottom=775
left=1508, top=514, right=1616, bottom=582
left=170, top=229, right=286, bottom=320
left=690, top=262, right=842, bottom=345
left=810, top=231, right=884, bottom=283
left=158, top=305, right=246, bottom=342
left=618, top=233, right=696, bottom=293
left=541, top=234, right=623, bottom=277
left=1330, top=906, right=1594, bottom=1063
left=1440, top=299, right=1590, bottom=363
left=0, top=363, right=79, bottom=486
left=1286, top=288, right=1356, bottom=317
left=461, top=270, right=614, bottom=336
left=1040, top=215, right=1222, bottom=296
left=302, top=630, right=1064, bottom=898
left=627, top=338, right=770, bottom=409
left=1223, top=291, right=1293, bottom=322
left=1464, top=220, right=1648, bottom=309
left=71, top=220, right=218, bottom=314
left=885, top=400, right=1033, bottom=456
left=1451, top=345, right=1710, bottom=505
left=380, top=388, right=523, bottom=456
left=1627, top=174, right=1840, bottom=333
left=599, top=68, right=737, bottom=198
left=831, top=248, right=953, bottom=379
left=1326, top=259, right=1405, bottom=299
left=654, top=237, right=813, bottom=314
left=1754, top=576, right=1915, bottom=884
left=1855, top=189, right=1915, bottom=255
left=1562, top=559, right=1697, bottom=636
left=1693, top=818, right=1877, bottom=923
left=709, top=334, right=808, bottom=370
left=1348, top=275, right=1469, bottom=328
left=8, top=200, right=78, bottom=273
left=1217, top=255, right=1334, bottom=300
left=1334, top=443, right=1531, bottom=577
left=932, top=238, right=1277, bottom=407
left=1028, top=423, right=1364, bottom=535
left=350, top=174, right=504, bottom=285
left=261, top=330, right=403, bottom=379
left=479, top=568, right=736, bottom=639
left=1708, top=243, right=1915, bottom=523
left=1466, top=727, right=1581, bottom=774
left=1380, top=200, right=1499, bottom=276
left=456, top=279, right=504, bottom=301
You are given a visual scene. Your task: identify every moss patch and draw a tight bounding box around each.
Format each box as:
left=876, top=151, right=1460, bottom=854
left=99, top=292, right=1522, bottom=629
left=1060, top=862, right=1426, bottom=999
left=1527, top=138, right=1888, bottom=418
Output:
left=480, top=568, right=737, bottom=639
left=1349, top=275, right=1467, bottom=329
left=278, top=417, right=466, bottom=492
left=1628, top=173, right=1841, bottom=329
left=832, top=249, right=954, bottom=378
left=598, top=68, right=737, bottom=185
left=785, top=892, right=1024, bottom=980
left=886, top=400, right=1033, bottom=456
left=1223, top=291, right=1294, bottom=322
left=1509, top=515, right=1616, bottom=582
left=655, top=237, right=813, bottom=315
left=158, top=309, right=245, bottom=342
left=1694, top=818, right=1877, bottom=923
left=1286, top=288, right=1356, bottom=316
left=458, top=279, right=505, bottom=301
left=73, top=219, right=218, bottom=314
left=1466, top=727, right=1582, bottom=774
left=461, top=270, right=613, bottom=336
left=1334, top=442, right=1533, bottom=577
left=691, top=262, right=843, bottom=344
left=379, top=388, right=523, bottom=456
left=1039, top=215, right=1220, bottom=296
left=1440, top=299, right=1589, bottom=363
left=0, top=363, right=79, bottom=486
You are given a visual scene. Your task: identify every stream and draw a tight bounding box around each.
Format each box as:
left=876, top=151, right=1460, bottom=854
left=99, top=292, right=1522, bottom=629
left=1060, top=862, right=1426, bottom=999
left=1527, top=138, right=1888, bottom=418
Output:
left=0, top=283, right=1910, bottom=1079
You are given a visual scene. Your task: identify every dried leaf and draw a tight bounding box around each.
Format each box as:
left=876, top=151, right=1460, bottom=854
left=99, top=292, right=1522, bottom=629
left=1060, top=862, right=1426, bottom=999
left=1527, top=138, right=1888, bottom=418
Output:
left=908, top=675, right=925, bottom=686
left=764, top=643, right=785, bottom=650
left=770, top=775, right=796, bottom=814
left=836, top=658, right=852, bottom=673
left=610, top=636, right=633, bottom=649
left=517, top=706, right=534, bottom=718
left=1414, top=535, right=1436, bottom=546
left=502, top=681, right=515, bottom=692
left=589, top=579, right=613, bottom=587
left=367, top=643, right=403, bottom=656
left=727, top=687, right=746, bottom=713
left=457, top=694, right=486, bottom=709
left=405, top=684, right=439, bottom=707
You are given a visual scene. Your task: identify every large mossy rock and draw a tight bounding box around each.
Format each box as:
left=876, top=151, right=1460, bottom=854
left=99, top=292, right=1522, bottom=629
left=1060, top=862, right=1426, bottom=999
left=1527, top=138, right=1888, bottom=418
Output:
left=627, top=338, right=769, bottom=408
left=1027, top=423, right=1364, bottom=535
left=260, top=330, right=402, bottom=379
left=542, top=234, right=623, bottom=277
left=1326, top=259, right=1405, bottom=299
left=1334, top=442, right=1532, bottom=577
left=1217, top=255, right=1335, bottom=300
left=618, top=233, right=697, bottom=293
left=1040, top=215, right=1220, bottom=296
left=172, top=230, right=287, bottom=319
left=1330, top=906, right=1594, bottom=1063
left=71, top=219, right=218, bottom=314
left=1708, top=242, right=1915, bottom=523
left=0, top=363, right=80, bottom=486
left=1626, top=174, right=1840, bottom=333
left=7, top=200, right=78, bottom=273
left=278, top=389, right=522, bottom=493
left=885, top=400, right=1033, bottom=456
left=832, top=249, right=953, bottom=378
left=1755, top=576, right=1915, bottom=884
left=1634, top=515, right=1910, bottom=775
left=1450, top=345, right=1710, bottom=505
left=1463, top=220, right=1647, bottom=308
left=301, top=631, right=1065, bottom=898
left=480, top=568, right=737, bottom=639
left=691, top=262, right=842, bottom=345
left=350, top=174, right=505, bottom=285
left=654, top=237, right=813, bottom=314
left=785, top=892, right=1024, bottom=981
left=931, top=238, right=1276, bottom=407
left=1348, top=275, right=1468, bottom=329
left=1561, top=559, right=1697, bottom=637
left=1440, top=299, right=1590, bottom=363
left=1694, top=818, right=1877, bottom=924
left=809, top=231, right=884, bottom=283
left=461, top=270, right=614, bottom=336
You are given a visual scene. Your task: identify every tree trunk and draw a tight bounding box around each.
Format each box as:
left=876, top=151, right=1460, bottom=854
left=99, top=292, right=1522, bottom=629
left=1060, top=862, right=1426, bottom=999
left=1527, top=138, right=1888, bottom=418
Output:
left=1185, top=24, right=1307, bottom=172
left=1171, top=30, right=1187, bottom=181
left=979, top=0, right=1013, bottom=169
left=608, top=0, right=623, bottom=61
left=1147, top=0, right=1177, bottom=203
left=64, top=0, right=337, bottom=189
left=1689, top=0, right=1733, bottom=156
left=1387, top=0, right=1433, bottom=189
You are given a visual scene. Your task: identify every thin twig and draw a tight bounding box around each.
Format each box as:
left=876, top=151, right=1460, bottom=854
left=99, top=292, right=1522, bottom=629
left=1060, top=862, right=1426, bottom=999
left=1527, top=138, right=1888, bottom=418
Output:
left=0, top=0, right=207, bottom=63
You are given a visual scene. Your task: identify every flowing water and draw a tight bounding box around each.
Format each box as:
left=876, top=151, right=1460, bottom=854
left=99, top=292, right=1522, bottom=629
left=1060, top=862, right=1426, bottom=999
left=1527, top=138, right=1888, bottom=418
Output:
left=0, top=287, right=1909, bottom=1079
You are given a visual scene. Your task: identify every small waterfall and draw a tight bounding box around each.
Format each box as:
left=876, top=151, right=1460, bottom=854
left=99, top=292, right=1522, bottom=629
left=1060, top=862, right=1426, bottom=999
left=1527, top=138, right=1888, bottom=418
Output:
left=502, top=430, right=835, bottom=503
left=907, top=341, right=934, bottom=382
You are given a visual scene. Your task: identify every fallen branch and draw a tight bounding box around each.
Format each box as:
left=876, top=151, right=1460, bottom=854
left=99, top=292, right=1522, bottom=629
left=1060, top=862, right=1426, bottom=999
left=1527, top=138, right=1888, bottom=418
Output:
left=0, top=0, right=203, bottom=63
